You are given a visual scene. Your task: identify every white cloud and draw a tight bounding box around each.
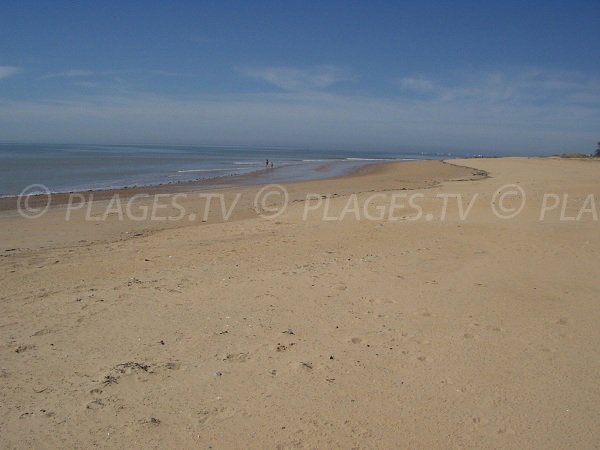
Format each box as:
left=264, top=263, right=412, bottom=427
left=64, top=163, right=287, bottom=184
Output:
left=398, top=69, right=600, bottom=107
left=73, top=81, right=100, bottom=88
left=40, top=69, right=182, bottom=80
left=236, top=65, right=357, bottom=91
left=0, top=66, right=22, bottom=80
left=398, top=77, right=438, bottom=93
left=0, top=86, right=597, bottom=154
left=40, top=69, right=95, bottom=79
left=0, top=67, right=598, bottom=154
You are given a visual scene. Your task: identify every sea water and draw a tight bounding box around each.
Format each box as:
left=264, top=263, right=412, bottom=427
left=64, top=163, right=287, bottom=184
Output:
left=0, top=143, right=464, bottom=196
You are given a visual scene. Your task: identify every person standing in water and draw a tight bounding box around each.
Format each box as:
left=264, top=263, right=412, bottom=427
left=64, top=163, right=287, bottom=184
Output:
left=266, top=159, right=269, bottom=168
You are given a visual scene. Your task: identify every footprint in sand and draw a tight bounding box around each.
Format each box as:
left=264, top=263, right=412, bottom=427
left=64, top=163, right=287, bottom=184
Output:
left=416, top=309, right=431, bottom=318
left=222, top=352, right=249, bottom=362
left=31, top=328, right=52, bottom=337
left=86, top=399, right=105, bottom=410
left=164, top=361, right=181, bottom=370
left=197, top=407, right=234, bottom=426
left=15, top=344, right=36, bottom=353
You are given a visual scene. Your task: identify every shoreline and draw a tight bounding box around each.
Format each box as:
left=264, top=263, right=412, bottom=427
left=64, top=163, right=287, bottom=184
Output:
left=0, top=159, right=487, bottom=252
left=0, top=143, right=441, bottom=202
left=0, top=158, right=424, bottom=212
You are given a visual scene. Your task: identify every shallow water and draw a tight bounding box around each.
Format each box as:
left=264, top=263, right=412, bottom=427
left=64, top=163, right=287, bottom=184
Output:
left=0, top=143, right=463, bottom=196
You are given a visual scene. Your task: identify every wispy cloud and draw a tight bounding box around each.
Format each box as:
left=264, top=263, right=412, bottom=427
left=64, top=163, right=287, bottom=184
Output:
left=40, top=69, right=94, bottom=79
left=1, top=67, right=598, bottom=154
left=0, top=66, right=22, bottom=80
left=397, top=77, right=438, bottom=93
left=397, top=69, right=600, bottom=107
left=236, top=65, right=357, bottom=91
left=72, top=81, right=100, bottom=88
left=40, top=69, right=183, bottom=80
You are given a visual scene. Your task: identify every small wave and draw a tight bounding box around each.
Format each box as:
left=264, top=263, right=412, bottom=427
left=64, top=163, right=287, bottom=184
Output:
left=344, top=157, right=396, bottom=161
left=177, top=168, right=246, bottom=173
left=233, top=161, right=261, bottom=165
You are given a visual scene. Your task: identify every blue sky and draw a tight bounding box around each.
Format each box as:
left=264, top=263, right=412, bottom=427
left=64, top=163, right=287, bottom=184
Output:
left=1, top=1, right=599, bottom=154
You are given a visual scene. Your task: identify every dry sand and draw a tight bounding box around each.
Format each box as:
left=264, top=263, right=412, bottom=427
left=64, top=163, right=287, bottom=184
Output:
left=1, top=157, right=599, bottom=448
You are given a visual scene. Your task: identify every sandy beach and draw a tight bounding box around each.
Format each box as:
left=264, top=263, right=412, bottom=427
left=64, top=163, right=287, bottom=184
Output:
left=1, top=157, right=599, bottom=448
